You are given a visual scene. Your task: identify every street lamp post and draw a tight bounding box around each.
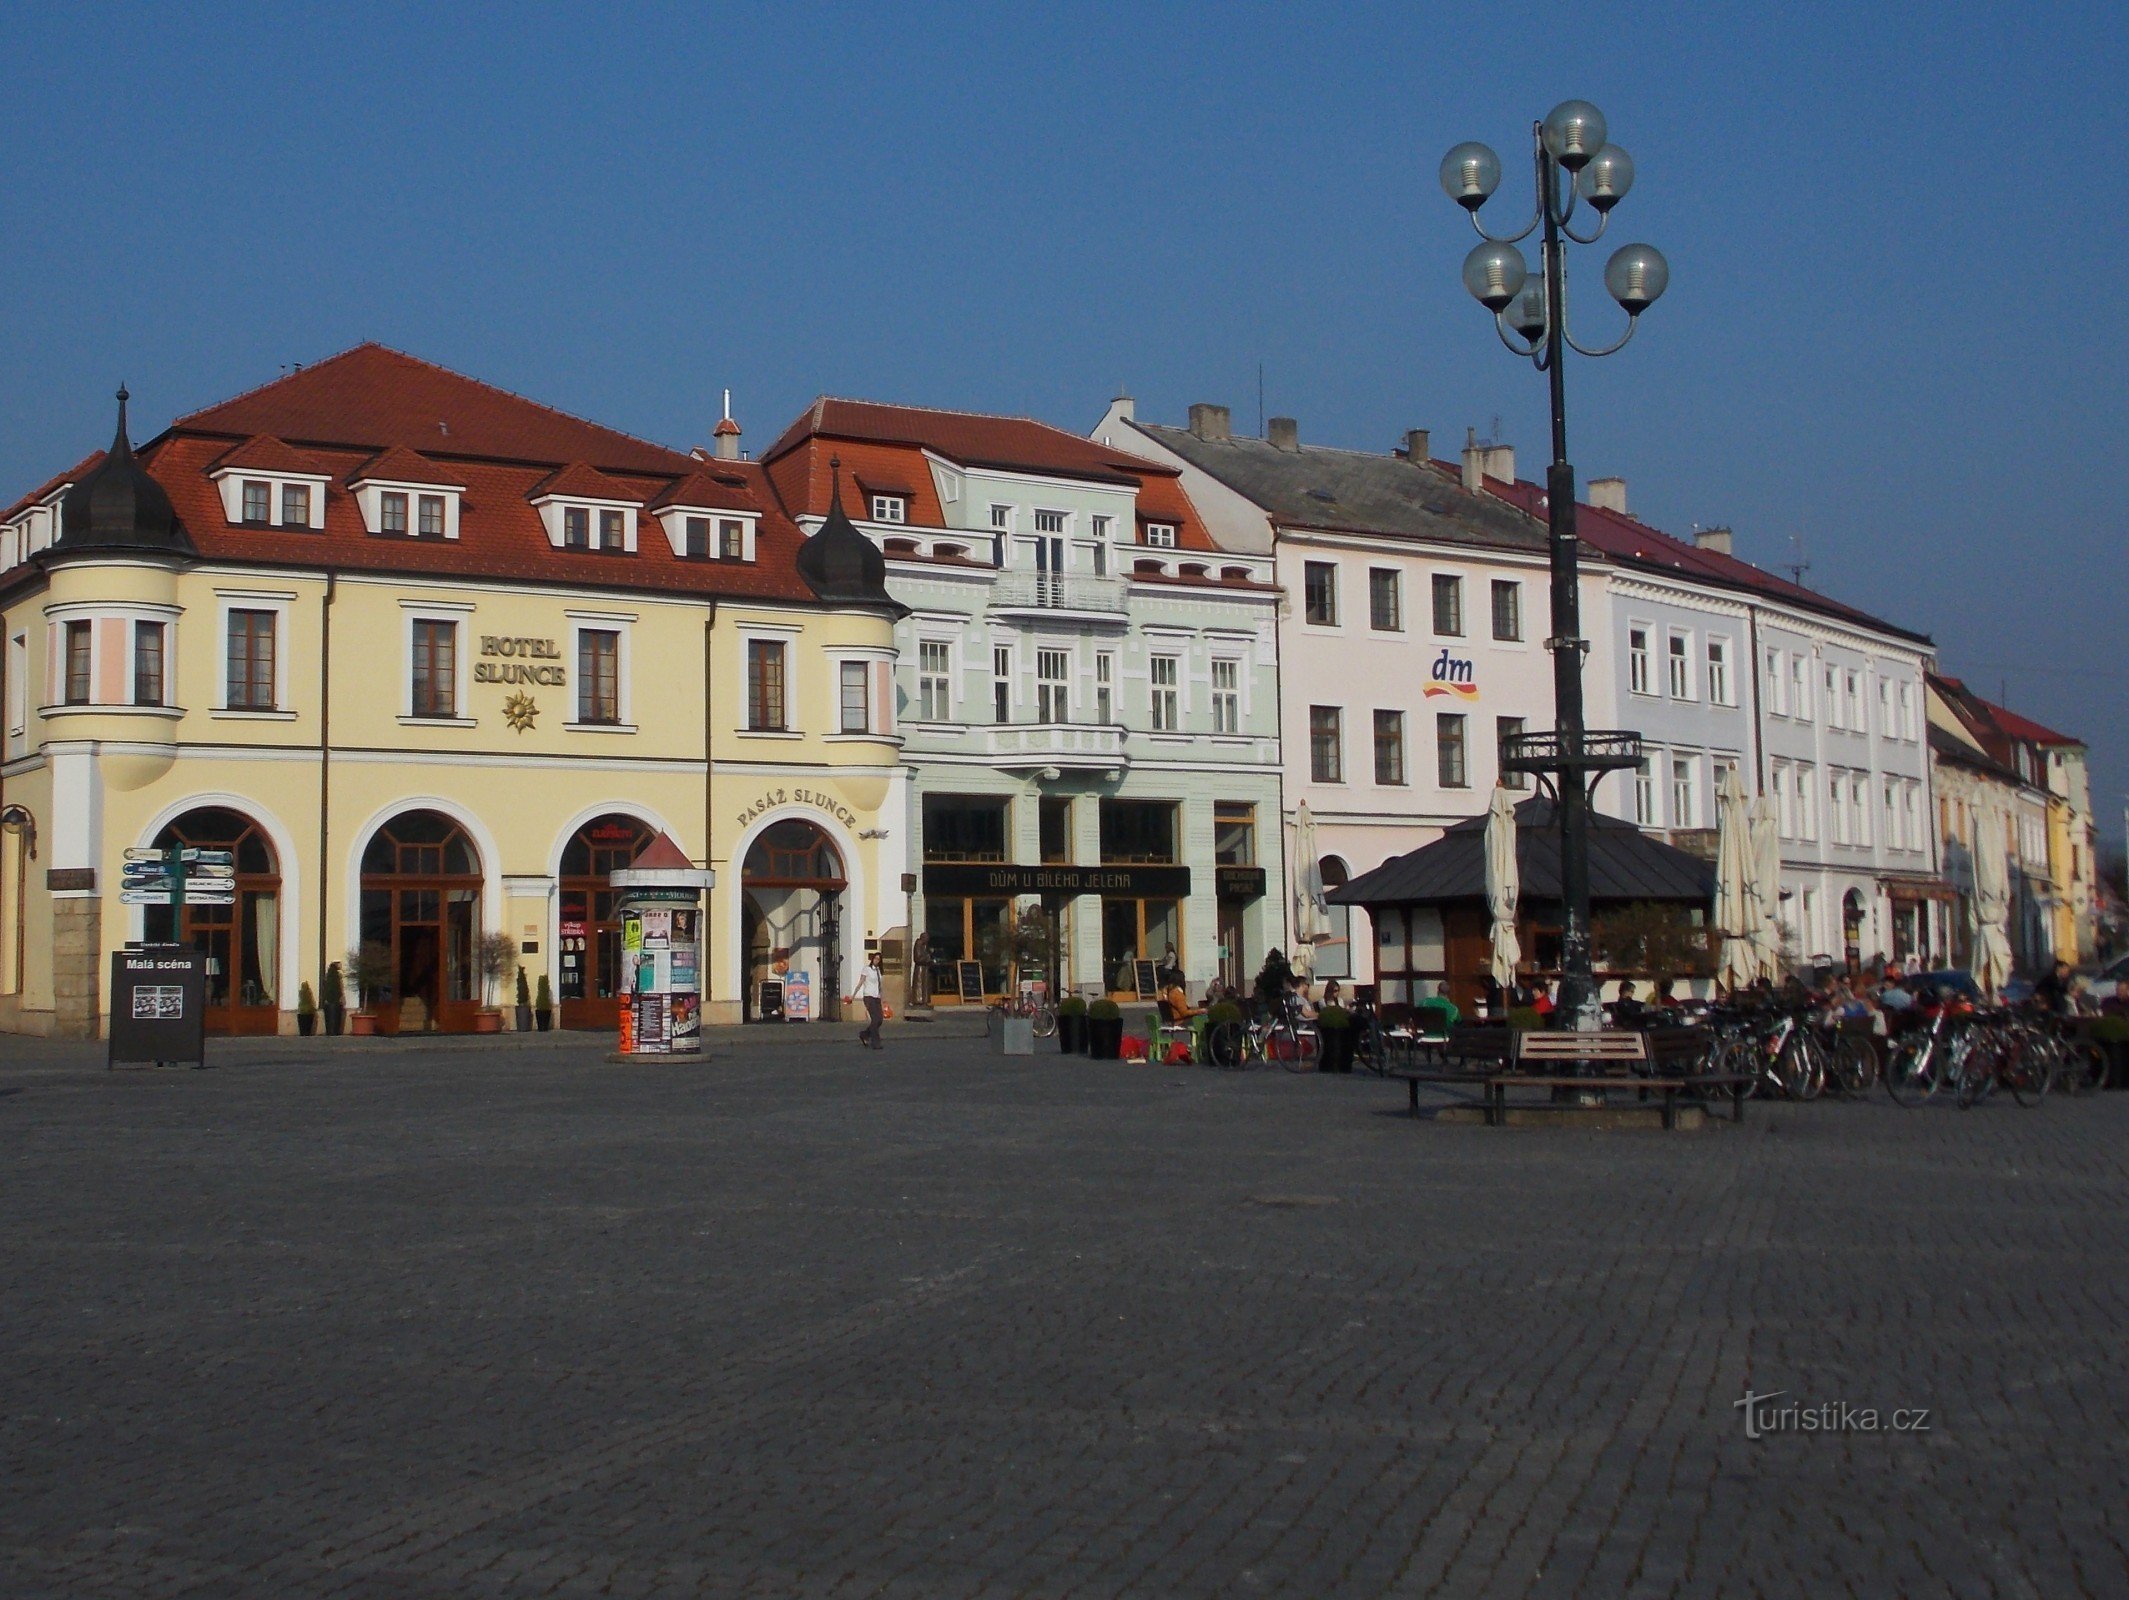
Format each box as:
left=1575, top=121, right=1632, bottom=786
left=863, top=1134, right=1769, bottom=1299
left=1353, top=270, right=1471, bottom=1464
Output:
left=1441, top=101, right=1669, bottom=1031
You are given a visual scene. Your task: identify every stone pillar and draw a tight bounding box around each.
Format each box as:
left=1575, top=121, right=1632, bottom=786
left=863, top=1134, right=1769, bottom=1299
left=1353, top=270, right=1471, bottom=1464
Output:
left=52, top=893, right=102, bottom=1039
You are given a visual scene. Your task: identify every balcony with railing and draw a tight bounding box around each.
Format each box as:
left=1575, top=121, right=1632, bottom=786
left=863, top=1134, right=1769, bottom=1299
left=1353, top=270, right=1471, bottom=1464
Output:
left=988, top=572, right=1128, bottom=620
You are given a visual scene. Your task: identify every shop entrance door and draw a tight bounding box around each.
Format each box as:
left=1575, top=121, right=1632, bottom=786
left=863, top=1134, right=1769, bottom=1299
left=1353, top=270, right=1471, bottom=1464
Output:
left=558, top=814, right=654, bottom=1030
left=141, top=806, right=282, bottom=1035
left=740, top=820, right=847, bottom=1023
left=359, top=811, right=484, bottom=1033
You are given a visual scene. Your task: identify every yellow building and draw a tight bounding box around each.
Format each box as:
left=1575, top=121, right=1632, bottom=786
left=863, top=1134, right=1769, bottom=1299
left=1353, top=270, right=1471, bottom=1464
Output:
left=0, top=346, right=907, bottom=1037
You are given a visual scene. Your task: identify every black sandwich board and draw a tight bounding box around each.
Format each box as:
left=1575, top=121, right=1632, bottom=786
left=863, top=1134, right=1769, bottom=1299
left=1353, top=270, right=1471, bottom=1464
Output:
left=956, top=960, right=985, bottom=1003
left=108, top=945, right=208, bottom=1069
left=1133, top=960, right=1160, bottom=1001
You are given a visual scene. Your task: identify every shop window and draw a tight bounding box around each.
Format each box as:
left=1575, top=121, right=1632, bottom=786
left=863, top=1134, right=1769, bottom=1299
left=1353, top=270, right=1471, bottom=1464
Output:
left=924, top=794, right=1009, bottom=862
left=747, top=640, right=787, bottom=731
left=1040, top=798, right=1072, bottom=865
left=141, top=806, right=281, bottom=1026
left=1214, top=802, right=1256, bottom=866
left=133, top=621, right=165, bottom=707
left=1100, top=799, right=1177, bottom=864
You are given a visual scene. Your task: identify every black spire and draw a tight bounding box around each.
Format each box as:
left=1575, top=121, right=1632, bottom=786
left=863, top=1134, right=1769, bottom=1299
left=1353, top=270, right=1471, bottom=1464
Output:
left=56, top=386, right=188, bottom=556
left=795, top=454, right=897, bottom=612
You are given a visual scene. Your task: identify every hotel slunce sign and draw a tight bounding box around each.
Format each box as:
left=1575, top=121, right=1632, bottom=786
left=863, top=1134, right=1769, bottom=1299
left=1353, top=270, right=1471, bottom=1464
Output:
left=476, top=636, right=566, bottom=685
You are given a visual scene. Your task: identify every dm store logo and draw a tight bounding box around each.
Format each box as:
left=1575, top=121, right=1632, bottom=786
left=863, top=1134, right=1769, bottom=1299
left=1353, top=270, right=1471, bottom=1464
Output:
left=1424, top=650, right=1479, bottom=700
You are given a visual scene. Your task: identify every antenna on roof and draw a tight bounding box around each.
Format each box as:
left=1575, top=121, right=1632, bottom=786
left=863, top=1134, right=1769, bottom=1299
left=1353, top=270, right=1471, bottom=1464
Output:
left=1785, top=532, right=1811, bottom=586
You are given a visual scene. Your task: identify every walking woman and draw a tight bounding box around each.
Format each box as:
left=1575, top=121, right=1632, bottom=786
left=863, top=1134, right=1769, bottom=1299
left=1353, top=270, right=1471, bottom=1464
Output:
left=847, top=950, right=886, bottom=1050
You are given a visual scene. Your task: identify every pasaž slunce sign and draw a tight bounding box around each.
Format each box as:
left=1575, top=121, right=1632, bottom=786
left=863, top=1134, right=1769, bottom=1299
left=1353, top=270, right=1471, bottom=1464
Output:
left=736, top=785, right=858, bottom=831
left=922, top=864, right=1192, bottom=898
left=475, top=636, right=566, bottom=686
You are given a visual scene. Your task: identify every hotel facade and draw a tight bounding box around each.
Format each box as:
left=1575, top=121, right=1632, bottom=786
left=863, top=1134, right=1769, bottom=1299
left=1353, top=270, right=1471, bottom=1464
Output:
left=0, top=346, right=908, bottom=1037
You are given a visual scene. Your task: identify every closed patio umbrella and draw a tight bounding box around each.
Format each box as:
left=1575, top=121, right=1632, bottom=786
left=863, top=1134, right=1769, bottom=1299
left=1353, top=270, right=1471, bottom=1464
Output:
left=1974, top=808, right=2015, bottom=995
left=1484, top=785, right=1521, bottom=991
left=1714, top=767, right=1755, bottom=993
left=1291, top=801, right=1322, bottom=974
left=1749, top=794, right=1783, bottom=982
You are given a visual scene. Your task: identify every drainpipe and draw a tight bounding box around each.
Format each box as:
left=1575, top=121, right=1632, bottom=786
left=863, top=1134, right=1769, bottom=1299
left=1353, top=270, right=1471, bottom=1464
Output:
left=317, top=571, right=335, bottom=994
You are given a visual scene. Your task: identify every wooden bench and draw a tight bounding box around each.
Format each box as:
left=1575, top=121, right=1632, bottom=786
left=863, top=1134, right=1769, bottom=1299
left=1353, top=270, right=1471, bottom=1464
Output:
left=1392, top=1026, right=1751, bottom=1127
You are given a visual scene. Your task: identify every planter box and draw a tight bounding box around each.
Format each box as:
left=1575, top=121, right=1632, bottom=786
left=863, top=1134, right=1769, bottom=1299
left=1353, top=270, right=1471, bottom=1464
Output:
left=296, top=1013, right=317, bottom=1037
left=1318, top=1027, right=1354, bottom=1073
left=474, top=1011, right=503, bottom=1034
left=348, top=1012, right=377, bottom=1037
left=1086, top=1017, right=1123, bottom=1060
left=1056, top=1014, right=1085, bottom=1053
left=996, top=1017, right=1034, bottom=1056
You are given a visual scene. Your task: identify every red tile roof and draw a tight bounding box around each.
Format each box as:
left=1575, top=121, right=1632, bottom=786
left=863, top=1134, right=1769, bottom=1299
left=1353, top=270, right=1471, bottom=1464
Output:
left=1470, top=468, right=1929, bottom=644
left=1, top=454, right=100, bottom=523
left=530, top=461, right=641, bottom=503
left=1980, top=702, right=2079, bottom=747
left=206, top=435, right=322, bottom=476
left=349, top=445, right=467, bottom=488
left=649, top=471, right=759, bottom=514
left=176, top=343, right=692, bottom=474
left=764, top=397, right=1157, bottom=486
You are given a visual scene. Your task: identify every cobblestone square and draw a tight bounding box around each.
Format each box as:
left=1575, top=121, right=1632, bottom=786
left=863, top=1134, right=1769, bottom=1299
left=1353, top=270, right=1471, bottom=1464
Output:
left=3, top=1027, right=2125, bottom=1598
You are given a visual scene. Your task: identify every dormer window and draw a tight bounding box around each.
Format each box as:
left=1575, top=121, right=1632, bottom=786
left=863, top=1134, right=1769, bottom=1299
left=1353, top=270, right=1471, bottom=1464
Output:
left=720, top=520, right=746, bottom=560
left=418, top=495, right=446, bottom=537
left=871, top=495, right=907, bottom=524
left=380, top=492, right=409, bottom=534
left=348, top=448, right=466, bottom=539
left=564, top=507, right=589, bottom=548
left=281, top=484, right=310, bottom=525
left=684, top=516, right=709, bottom=557
left=1143, top=522, right=1178, bottom=548
left=242, top=481, right=271, bottom=524
left=210, top=439, right=332, bottom=531
left=599, top=509, right=626, bottom=551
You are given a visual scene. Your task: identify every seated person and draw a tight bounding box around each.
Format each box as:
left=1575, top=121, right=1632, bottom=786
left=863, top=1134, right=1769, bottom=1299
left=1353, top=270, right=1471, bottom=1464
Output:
left=1414, top=985, right=1459, bottom=1037
left=1609, top=980, right=1646, bottom=1029
left=1286, top=977, right=1319, bottom=1022
left=1161, top=976, right=1202, bottom=1023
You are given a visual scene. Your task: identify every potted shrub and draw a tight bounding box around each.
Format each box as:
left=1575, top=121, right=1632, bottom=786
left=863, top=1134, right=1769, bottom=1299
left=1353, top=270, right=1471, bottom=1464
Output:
left=320, top=961, right=346, bottom=1037
left=1316, top=1002, right=1353, bottom=1072
left=346, top=941, right=392, bottom=1036
left=535, top=972, right=554, bottom=1032
left=2091, top=1014, right=2128, bottom=1089
left=513, top=965, right=533, bottom=1033
left=296, top=981, right=318, bottom=1037
left=1086, top=997, right=1124, bottom=1060
left=1055, top=994, right=1088, bottom=1054
left=472, top=931, right=519, bottom=1033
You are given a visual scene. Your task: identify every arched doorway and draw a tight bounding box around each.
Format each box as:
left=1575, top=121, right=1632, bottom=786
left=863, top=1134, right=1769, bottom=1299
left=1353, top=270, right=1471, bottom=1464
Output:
left=143, top=806, right=281, bottom=1035
left=741, top=819, right=845, bottom=1022
left=557, top=812, right=654, bottom=1030
left=360, top=810, right=483, bottom=1033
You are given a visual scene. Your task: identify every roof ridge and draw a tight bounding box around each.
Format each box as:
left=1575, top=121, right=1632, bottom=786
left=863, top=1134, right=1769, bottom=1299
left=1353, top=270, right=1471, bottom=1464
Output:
left=816, top=394, right=1092, bottom=436
left=1139, top=421, right=1437, bottom=467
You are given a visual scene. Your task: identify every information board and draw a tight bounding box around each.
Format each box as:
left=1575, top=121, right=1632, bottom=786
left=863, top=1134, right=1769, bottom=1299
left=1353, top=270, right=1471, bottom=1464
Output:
left=956, top=960, right=985, bottom=1003
left=1134, top=960, right=1160, bottom=1001
left=108, top=946, right=207, bottom=1068
left=758, top=978, right=786, bottom=1021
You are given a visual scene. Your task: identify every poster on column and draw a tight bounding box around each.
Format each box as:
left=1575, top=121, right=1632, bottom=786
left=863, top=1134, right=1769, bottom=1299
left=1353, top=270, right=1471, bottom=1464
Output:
left=668, top=908, right=701, bottom=1052
left=784, top=971, right=811, bottom=1021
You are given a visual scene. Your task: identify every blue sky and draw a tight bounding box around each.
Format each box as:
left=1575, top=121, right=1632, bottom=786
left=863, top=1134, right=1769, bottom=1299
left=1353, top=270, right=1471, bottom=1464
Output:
left=5, top=2, right=2125, bottom=836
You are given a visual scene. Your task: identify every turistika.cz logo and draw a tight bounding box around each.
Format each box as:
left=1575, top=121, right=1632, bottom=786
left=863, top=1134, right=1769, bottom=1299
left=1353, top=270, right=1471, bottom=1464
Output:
left=1424, top=650, right=1479, bottom=700
left=1734, top=1389, right=1932, bottom=1440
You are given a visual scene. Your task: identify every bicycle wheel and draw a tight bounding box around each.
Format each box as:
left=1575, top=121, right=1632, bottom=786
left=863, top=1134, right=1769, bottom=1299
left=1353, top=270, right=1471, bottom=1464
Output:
left=1031, top=1003, right=1057, bottom=1039
left=1204, top=1020, right=1245, bottom=1069
left=1271, top=1023, right=1316, bottom=1073
left=1833, top=1036, right=1878, bottom=1098
left=2067, top=1041, right=2109, bottom=1095
left=1885, top=1041, right=1933, bottom=1107
left=2007, top=1039, right=2051, bottom=1108
left=1780, top=1037, right=1819, bottom=1100
left=1955, top=1043, right=1993, bottom=1110
left=1352, top=1025, right=1386, bottom=1078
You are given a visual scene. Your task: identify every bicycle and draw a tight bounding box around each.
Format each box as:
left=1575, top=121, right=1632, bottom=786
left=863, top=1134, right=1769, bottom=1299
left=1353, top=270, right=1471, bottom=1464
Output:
left=985, top=989, right=1057, bottom=1039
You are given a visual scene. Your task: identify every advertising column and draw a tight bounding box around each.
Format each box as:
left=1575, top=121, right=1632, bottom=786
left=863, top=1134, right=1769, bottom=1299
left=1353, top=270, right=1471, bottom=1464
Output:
left=608, top=832, right=715, bottom=1061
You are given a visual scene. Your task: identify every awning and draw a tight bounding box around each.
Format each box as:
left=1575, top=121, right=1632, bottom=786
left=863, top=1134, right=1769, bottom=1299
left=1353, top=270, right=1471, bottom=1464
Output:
left=1328, top=798, right=1714, bottom=909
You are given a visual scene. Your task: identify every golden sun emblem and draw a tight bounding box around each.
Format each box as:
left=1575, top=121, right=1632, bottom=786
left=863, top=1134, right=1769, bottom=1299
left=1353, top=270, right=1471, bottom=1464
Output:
left=502, top=692, right=539, bottom=733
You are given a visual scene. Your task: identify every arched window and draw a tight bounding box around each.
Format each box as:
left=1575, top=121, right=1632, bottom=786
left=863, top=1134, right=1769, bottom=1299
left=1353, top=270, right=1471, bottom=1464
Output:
left=144, top=807, right=282, bottom=1033
left=557, top=814, right=655, bottom=1029
left=359, top=810, right=483, bottom=1032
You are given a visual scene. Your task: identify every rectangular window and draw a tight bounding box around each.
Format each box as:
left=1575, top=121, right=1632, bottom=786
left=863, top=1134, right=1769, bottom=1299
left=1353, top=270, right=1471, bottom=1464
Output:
left=132, top=621, right=164, bottom=707
left=1629, top=627, right=1651, bottom=695
left=563, top=506, right=589, bottom=548
left=1498, top=715, right=1528, bottom=790
left=242, top=480, right=270, bottom=523
left=1491, top=579, right=1521, bottom=641
left=1369, top=568, right=1401, bottom=631
left=1432, top=574, right=1463, bottom=636
left=1904, top=783, right=1921, bottom=851
left=1036, top=649, right=1069, bottom=722
left=1100, top=799, right=1177, bottom=864
left=1792, top=657, right=1812, bottom=720
left=924, top=794, right=1010, bottom=862
left=1094, top=652, right=1113, bottom=724
left=1149, top=654, right=1179, bottom=731
left=746, top=640, right=787, bottom=731
left=1436, top=712, right=1469, bottom=787
left=1211, top=658, right=1240, bottom=733
left=1883, top=779, right=1899, bottom=848
left=990, top=504, right=1013, bottom=531
left=1373, top=709, right=1406, bottom=785
left=1667, top=633, right=1692, bottom=699
left=684, top=516, right=709, bottom=558
left=63, top=619, right=92, bottom=704
left=417, top=494, right=446, bottom=538
left=1830, top=771, right=1850, bottom=845
left=1707, top=638, right=1731, bottom=705
left=1797, top=763, right=1818, bottom=841
left=1899, top=681, right=1917, bottom=740
left=1825, top=664, right=1842, bottom=727
left=1214, top=802, right=1256, bottom=866
left=1303, top=561, right=1338, bottom=625
left=576, top=629, right=620, bottom=724
left=1633, top=757, right=1655, bottom=826
left=226, top=609, right=276, bottom=710
left=410, top=619, right=457, bottom=719
left=381, top=491, right=409, bottom=536
left=992, top=646, right=1011, bottom=722
left=1670, top=756, right=1694, bottom=827
left=280, top=483, right=310, bottom=527
left=872, top=495, right=907, bottom=524
left=1853, top=774, right=1872, bottom=846
left=1309, top=705, right=1343, bottom=783
left=1764, top=648, right=1785, bottom=715
left=1143, top=522, right=1177, bottom=548
left=919, top=640, right=952, bottom=721
left=598, top=509, right=625, bottom=551
left=1878, top=678, right=1893, bottom=735
left=1040, top=797, right=1073, bottom=864
left=720, top=520, right=745, bottom=559
left=1091, top=515, right=1111, bottom=541
left=840, top=659, right=870, bottom=733
left=1845, top=670, right=1862, bottom=728
left=6, top=633, right=26, bottom=737
left=1034, top=509, right=1066, bottom=534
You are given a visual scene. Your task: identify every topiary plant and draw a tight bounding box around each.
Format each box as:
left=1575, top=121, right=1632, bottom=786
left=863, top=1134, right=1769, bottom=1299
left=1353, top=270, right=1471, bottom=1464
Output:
left=296, top=981, right=317, bottom=1017
left=1317, top=1003, right=1351, bottom=1029
left=1088, top=998, right=1122, bottom=1021
left=1056, top=994, right=1088, bottom=1016
left=515, top=965, right=531, bottom=1008
left=1206, top=999, right=1243, bottom=1026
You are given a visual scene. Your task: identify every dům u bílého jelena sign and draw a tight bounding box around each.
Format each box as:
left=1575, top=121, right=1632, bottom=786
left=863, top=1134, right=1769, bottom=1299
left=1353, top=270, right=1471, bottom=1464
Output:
left=922, top=864, right=1193, bottom=898
left=475, top=636, right=566, bottom=686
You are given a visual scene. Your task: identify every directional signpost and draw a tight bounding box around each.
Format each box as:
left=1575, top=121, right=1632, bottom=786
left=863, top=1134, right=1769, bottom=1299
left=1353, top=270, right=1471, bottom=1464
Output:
left=117, top=846, right=235, bottom=909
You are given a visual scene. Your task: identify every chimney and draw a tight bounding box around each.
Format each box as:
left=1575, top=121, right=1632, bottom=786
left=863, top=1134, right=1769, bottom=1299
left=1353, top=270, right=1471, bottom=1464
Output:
left=1587, top=475, right=1627, bottom=514
left=1188, top=402, right=1231, bottom=441
left=1693, top=525, right=1734, bottom=556
left=1480, top=443, right=1515, bottom=484
left=1266, top=415, right=1298, bottom=450
left=713, top=389, right=742, bottom=460
left=1401, top=428, right=1430, bottom=463
left=1461, top=427, right=1484, bottom=491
